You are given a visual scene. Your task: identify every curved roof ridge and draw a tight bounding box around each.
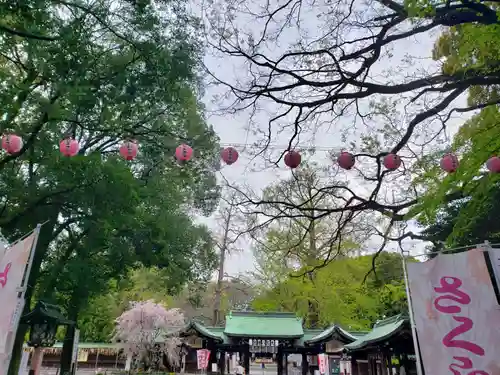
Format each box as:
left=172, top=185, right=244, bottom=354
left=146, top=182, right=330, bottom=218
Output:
left=303, top=324, right=358, bottom=345
left=345, top=315, right=409, bottom=351
left=180, top=320, right=224, bottom=342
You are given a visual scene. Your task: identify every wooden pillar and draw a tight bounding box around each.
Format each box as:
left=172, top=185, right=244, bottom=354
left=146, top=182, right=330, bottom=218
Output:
left=350, top=356, right=358, bottom=375
left=277, top=347, right=283, bottom=375
left=29, top=347, right=44, bottom=375
left=301, top=353, right=308, bottom=375
left=244, top=345, right=250, bottom=375
left=219, top=351, right=226, bottom=375
left=208, top=348, right=217, bottom=374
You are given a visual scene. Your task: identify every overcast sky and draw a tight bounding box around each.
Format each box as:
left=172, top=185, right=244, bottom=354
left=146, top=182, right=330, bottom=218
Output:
left=193, top=2, right=472, bottom=277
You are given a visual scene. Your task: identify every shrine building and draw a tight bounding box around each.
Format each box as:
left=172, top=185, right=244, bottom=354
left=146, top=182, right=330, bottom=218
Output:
left=177, top=311, right=362, bottom=375
left=40, top=311, right=417, bottom=375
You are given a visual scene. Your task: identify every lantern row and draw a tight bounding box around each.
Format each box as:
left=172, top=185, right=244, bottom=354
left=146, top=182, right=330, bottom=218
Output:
left=1, top=134, right=140, bottom=160
left=2, top=134, right=500, bottom=173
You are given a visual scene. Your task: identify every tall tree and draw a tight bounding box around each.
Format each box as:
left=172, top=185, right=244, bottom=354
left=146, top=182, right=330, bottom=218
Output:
left=248, top=163, right=364, bottom=326
left=413, top=19, right=500, bottom=249
left=204, top=0, right=500, bottom=267
left=253, top=251, right=409, bottom=329
left=0, top=1, right=220, bottom=374
left=212, top=191, right=246, bottom=325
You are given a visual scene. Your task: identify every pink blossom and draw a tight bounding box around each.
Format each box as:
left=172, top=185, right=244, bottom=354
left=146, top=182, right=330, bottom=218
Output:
left=113, top=300, right=186, bottom=367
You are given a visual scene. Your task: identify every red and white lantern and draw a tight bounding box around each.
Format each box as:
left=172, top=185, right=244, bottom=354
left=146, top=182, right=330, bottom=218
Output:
left=1, top=134, right=23, bottom=154
left=284, top=150, right=301, bottom=169
left=119, top=140, right=138, bottom=161
left=383, top=153, right=401, bottom=170
left=59, top=137, right=79, bottom=157
left=175, top=144, right=193, bottom=162
left=486, top=156, right=500, bottom=173
left=337, top=151, right=355, bottom=170
left=440, top=153, right=459, bottom=173
left=221, top=147, right=239, bottom=165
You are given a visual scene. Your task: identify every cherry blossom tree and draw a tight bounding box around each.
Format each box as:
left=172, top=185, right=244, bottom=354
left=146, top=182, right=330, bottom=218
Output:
left=114, top=300, right=186, bottom=370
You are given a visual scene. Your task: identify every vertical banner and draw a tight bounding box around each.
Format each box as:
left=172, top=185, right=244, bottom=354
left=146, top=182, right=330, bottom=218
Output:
left=197, top=349, right=210, bottom=370
left=0, top=232, right=37, bottom=352
left=318, top=354, right=327, bottom=375
left=407, top=248, right=500, bottom=375
left=0, top=226, right=40, bottom=375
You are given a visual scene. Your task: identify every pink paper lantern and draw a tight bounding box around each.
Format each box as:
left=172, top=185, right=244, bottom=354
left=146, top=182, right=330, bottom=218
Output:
left=59, top=138, right=79, bottom=157
left=337, top=151, right=355, bottom=170
left=440, top=153, right=459, bottom=173
left=486, top=156, right=500, bottom=173
left=175, top=144, right=193, bottom=162
left=284, top=150, right=301, bottom=169
left=120, top=140, right=139, bottom=161
left=221, top=147, right=239, bottom=165
left=383, top=153, right=402, bottom=170
left=1, top=134, right=23, bottom=154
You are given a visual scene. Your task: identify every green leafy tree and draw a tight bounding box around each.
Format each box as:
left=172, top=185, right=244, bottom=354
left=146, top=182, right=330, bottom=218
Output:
left=413, top=17, right=500, bottom=247
left=0, top=1, right=220, bottom=374
left=253, top=252, right=410, bottom=329
left=249, top=163, right=364, bottom=327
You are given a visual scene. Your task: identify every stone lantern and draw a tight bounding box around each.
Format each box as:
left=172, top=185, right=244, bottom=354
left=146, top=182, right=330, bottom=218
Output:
left=21, top=301, right=74, bottom=375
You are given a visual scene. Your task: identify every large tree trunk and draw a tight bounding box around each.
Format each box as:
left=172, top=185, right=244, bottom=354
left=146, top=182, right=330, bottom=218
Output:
left=306, top=217, right=319, bottom=328
left=60, top=324, right=77, bottom=375
left=213, top=202, right=234, bottom=326
left=60, top=285, right=86, bottom=375
left=213, top=247, right=226, bottom=326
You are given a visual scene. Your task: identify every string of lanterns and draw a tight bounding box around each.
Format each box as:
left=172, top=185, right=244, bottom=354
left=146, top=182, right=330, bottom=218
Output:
left=2, top=133, right=500, bottom=173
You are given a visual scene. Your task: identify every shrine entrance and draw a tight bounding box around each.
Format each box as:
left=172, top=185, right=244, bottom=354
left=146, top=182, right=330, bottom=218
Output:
left=178, top=311, right=359, bottom=375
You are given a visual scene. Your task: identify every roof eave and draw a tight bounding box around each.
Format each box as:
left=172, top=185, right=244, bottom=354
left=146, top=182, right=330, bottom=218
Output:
left=178, top=321, right=224, bottom=342
left=304, top=326, right=357, bottom=345
left=345, top=321, right=406, bottom=351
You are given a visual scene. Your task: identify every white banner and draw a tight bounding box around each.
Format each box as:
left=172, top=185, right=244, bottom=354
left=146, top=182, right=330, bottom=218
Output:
left=318, top=354, right=327, bottom=375
left=196, top=349, right=210, bottom=370
left=0, top=233, right=36, bottom=354
left=407, top=248, right=500, bottom=375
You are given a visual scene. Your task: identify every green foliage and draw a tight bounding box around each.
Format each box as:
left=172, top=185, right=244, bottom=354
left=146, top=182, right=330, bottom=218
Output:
left=252, top=252, right=410, bottom=330
left=75, top=268, right=256, bottom=341
left=0, top=1, right=220, bottom=372
left=412, top=14, right=500, bottom=233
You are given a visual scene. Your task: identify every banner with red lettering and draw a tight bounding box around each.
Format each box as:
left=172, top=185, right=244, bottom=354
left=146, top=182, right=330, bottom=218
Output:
left=318, top=354, right=328, bottom=374
left=197, top=349, right=210, bottom=370
left=407, top=248, right=500, bottom=375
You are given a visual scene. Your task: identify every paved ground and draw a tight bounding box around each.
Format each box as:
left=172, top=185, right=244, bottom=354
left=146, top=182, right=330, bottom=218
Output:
left=40, top=364, right=296, bottom=375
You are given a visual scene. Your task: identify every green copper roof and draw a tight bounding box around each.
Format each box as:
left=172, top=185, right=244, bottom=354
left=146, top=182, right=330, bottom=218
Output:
left=224, top=311, right=304, bottom=338
left=304, top=325, right=358, bottom=344
left=345, top=315, right=408, bottom=351
left=295, top=329, right=323, bottom=347
left=178, top=321, right=225, bottom=342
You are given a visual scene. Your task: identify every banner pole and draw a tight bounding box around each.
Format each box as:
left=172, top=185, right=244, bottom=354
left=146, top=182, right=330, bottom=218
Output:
left=19, top=224, right=41, bottom=291
left=3, top=224, right=42, bottom=375
left=401, top=252, right=424, bottom=375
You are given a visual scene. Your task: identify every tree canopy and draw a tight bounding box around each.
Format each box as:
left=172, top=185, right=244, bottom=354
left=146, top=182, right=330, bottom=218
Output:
left=0, top=1, right=220, bottom=374
left=204, top=0, right=500, bottom=267
left=253, top=251, right=409, bottom=330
